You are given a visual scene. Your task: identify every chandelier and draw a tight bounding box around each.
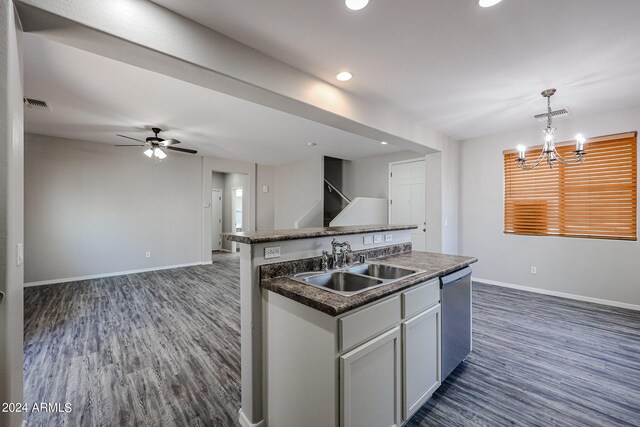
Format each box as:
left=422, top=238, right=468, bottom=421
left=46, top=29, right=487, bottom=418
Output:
left=517, top=89, right=587, bottom=169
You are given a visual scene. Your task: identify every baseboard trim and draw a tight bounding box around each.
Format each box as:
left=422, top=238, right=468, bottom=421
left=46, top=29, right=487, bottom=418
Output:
left=25, top=261, right=210, bottom=287
left=238, top=408, right=264, bottom=427
left=474, top=277, right=640, bottom=312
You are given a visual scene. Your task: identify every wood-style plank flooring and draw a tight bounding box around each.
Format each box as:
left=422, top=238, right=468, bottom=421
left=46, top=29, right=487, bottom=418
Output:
left=24, top=255, right=241, bottom=427
left=409, top=284, right=640, bottom=427
left=25, top=261, right=640, bottom=426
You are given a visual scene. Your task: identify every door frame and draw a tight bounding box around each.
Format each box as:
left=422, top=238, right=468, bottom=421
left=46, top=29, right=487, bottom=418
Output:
left=388, top=157, right=427, bottom=244
left=211, top=188, right=223, bottom=252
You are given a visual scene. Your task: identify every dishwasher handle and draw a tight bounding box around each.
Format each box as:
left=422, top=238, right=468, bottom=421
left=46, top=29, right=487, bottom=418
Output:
left=440, top=266, right=472, bottom=287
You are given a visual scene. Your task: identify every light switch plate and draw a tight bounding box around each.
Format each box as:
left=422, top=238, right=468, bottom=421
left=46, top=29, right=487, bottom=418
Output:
left=385, top=234, right=393, bottom=242
left=16, top=243, right=24, bottom=266
left=363, top=235, right=373, bottom=245
left=265, top=246, right=281, bottom=259
left=374, top=235, right=383, bottom=244
left=262, top=185, right=269, bottom=193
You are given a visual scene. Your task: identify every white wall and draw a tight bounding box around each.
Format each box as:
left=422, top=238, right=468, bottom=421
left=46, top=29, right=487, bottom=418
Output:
left=0, top=3, right=24, bottom=425
left=274, top=156, right=323, bottom=229
left=256, top=164, right=275, bottom=230
left=460, top=105, right=640, bottom=307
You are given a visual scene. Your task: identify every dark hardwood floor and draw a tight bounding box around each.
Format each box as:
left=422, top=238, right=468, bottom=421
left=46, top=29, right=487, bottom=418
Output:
left=25, top=262, right=640, bottom=427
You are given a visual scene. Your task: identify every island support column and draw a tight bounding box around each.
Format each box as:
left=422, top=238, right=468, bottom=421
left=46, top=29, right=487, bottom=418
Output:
left=238, top=243, right=264, bottom=427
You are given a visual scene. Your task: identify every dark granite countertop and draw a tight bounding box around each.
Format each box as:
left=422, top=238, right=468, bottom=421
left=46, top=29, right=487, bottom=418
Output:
left=261, top=251, right=477, bottom=316
left=222, top=224, right=417, bottom=244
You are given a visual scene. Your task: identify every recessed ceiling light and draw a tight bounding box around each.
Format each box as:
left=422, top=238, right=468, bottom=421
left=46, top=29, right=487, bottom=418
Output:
left=307, top=142, right=317, bottom=146
left=345, top=0, right=369, bottom=11
left=381, top=141, right=388, bottom=145
left=336, top=71, right=353, bottom=81
left=478, top=0, right=503, bottom=7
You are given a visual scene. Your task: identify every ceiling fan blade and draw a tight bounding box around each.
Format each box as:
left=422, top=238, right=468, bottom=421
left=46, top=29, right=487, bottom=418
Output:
left=166, top=146, right=197, bottom=154
left=115, top=144, right=145, bottom=146
left=116, top=134, right=146, bottom=143
left=161, top=138, right=181, bottom=146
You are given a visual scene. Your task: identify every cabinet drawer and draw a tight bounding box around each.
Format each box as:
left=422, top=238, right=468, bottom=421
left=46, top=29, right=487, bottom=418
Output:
left=339, top=295, right=401, bottom=352
left=402, top=279, right=440, bottom=319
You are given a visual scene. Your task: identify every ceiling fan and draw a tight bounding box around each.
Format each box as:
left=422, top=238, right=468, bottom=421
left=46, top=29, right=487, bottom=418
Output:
left=115, top=127, right=197, bottom=159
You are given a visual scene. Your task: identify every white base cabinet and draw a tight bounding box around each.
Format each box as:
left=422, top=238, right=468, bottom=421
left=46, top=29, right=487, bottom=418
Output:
left=340, top=327, right=401, bottom=427
left=402, top=304, right=441, bottom=420
left=264, top=278, right=443, bottom=427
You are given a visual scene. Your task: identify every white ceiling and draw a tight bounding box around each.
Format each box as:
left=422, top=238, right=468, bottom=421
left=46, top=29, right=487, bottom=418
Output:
left=23, top=34, right=404, bottom=166
left=152, top=0, right=640, bottom=141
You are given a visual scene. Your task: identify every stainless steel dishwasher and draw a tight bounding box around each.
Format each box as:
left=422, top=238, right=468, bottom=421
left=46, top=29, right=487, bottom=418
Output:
left=440, top=267, right=472, bottom=380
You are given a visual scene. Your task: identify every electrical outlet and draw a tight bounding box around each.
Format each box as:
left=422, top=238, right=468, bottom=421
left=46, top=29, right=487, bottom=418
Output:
left=265, top=246, right=281, bottom=259
left=262, top=185, right=269, bottom=193
left=146, top=251, right=151, bottom=258
left=363, top=235, right=373, bottom=245
left=530, top=266, right=537, bottom=275
left=385, top=234, right=392, bottom=242
left=374, top=235, right=383, bottom=244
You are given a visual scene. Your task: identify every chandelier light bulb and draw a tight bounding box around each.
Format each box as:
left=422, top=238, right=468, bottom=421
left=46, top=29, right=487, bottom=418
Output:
left=517, top=145, right=526, bottom=159
left=576, top=133, right=586, bottom=151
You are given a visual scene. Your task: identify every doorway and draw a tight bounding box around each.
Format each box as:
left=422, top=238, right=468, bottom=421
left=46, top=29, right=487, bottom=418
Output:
left=231, top=187, right=243, bottom=253
left=389, top=159, right=426, bottom=251
left=211, top=189, right=223, bottom=251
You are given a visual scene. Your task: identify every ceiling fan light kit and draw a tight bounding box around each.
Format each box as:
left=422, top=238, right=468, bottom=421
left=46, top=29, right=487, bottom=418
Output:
left=516, top=89, right=587, bottom=170
left=115, top=127, right=198, bottom=162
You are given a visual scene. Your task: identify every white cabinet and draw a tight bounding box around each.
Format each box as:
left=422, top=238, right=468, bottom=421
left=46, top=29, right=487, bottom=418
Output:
left=340, top=327, right=401, bottom=427
left=402, top=304, right=441, bottom=420
left=265, top=277, right=446, bottom=427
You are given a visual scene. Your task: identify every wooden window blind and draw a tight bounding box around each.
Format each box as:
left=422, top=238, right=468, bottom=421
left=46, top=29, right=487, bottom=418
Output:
left=504, top=132, right=637, bottom=240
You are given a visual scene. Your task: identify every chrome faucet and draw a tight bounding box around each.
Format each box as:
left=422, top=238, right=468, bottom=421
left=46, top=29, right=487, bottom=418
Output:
left=331, top=237, right=353, bottom=268
left=321, top=250, right=330, bottom=271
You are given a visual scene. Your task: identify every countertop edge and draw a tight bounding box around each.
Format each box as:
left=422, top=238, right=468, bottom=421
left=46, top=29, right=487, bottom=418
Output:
left=261, top=255, right=478, bottom=316
left=222, top=224, right=418, bottom=244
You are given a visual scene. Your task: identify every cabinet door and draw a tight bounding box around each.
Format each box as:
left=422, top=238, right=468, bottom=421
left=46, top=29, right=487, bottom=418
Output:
left=402, top=304, right=441, bottom=421
left=340, top=327, right=401, bottom=427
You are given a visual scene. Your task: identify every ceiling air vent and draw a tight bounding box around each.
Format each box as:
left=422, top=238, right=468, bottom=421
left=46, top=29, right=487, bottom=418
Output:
left=23, top=97, right=50, bottom=110
left=533, top=108, right=569, bottom=121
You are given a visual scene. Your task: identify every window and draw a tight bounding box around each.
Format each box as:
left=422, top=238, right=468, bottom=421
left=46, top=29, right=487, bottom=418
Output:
left=504, top=132, right=637, bottom=240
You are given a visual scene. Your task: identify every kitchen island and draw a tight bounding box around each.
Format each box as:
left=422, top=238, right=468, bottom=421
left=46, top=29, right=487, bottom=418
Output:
left=222, top=225, right=476, bottom=427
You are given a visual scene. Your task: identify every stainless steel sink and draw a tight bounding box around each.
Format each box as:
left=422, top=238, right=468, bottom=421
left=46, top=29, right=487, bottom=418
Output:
left=347, top=263, right=419, bottom=280
left=289, top=262, right=425, bottom=297
left=303, top=272, right=383, bottom=295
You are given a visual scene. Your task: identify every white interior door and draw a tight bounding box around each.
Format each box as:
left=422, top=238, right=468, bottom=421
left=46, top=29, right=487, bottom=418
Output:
left=211, top=189, right=222, bottom=251
left=390, top=160, right=426, bottom=251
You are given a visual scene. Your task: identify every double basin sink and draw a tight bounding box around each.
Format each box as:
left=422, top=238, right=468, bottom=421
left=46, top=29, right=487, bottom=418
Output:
left=289, top=263, right=424, bottom=296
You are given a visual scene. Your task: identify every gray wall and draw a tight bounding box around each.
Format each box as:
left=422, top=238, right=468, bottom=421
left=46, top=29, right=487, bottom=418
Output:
left=460, top=105, right=640, bottom=307
left=0, top=3, right=24, bottom=424
left=274, top=156, right=323, bottom=229
left=343, top=150, right=421, bottom=199
left=256, top=164, right=274, bottom=230
left=25, top=134, right=204, bottom=283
